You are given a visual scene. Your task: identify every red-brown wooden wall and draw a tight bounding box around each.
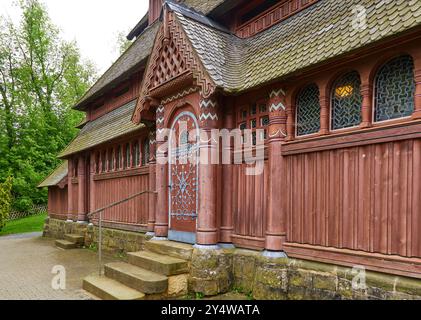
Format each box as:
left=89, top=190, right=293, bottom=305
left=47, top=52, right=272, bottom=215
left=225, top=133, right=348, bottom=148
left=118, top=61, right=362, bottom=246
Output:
left=48, top=186, right=68, bottom=220
left=94, top=173, right=150, bottom=228
left=284, top=139, right=421, bottom=259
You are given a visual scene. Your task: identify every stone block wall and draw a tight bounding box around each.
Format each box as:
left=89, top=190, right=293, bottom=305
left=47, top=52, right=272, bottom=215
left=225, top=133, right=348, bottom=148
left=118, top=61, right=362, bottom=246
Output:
left=189, top=248, right=421, bottom=300
left=44, top=218, right=150, bottom=254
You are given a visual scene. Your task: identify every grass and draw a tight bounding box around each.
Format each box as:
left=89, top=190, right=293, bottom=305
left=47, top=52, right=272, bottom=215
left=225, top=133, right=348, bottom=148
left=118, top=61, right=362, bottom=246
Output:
left=0, top=214, right=47, bottom=237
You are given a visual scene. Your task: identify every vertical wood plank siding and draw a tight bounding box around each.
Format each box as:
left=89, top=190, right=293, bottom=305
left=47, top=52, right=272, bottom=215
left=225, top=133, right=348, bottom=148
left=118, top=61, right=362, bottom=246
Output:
left=94, top=174, right=149, bottom=227
left=285, top=139, right=420, bottom=258
left=232, top=161, right=268, bottom=244
left=48, top=187, right=68, bottom=219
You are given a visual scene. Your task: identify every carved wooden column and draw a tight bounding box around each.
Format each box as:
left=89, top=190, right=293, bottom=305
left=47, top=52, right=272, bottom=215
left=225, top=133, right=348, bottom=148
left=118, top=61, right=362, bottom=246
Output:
left=412, top=49, right=421, bottom=120
left=360, top=70, right=373, bottom=128
left=285, top=98, right=295, bottom=141
left=89, top=155, right=96, bottom=217
left=196, top=94, right=219, bottom=246
left=77, top=155, right=88, bottom=222
left=220, top=103, right=234, bottom=245
left=265, top=89, right=287, bottom=254
left=319, top=81, right=329, bottom=135
left=154, top=105, right=169, bottom=238
left=148, top=130, right=157, bottom=235
left=67, top=159, right=74, bottom=221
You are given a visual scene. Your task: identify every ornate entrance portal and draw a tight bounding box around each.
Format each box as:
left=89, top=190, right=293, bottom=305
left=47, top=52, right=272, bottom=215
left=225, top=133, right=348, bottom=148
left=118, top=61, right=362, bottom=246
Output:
left=168, top=111, right=199, bottom=244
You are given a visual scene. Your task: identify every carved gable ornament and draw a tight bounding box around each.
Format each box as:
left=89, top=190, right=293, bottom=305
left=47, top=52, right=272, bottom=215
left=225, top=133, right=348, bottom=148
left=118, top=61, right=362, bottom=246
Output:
left=132, top=8, right=216, bottom=124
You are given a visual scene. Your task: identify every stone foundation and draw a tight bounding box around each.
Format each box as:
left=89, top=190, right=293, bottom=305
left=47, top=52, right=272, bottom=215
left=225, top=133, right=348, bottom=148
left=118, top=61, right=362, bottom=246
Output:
left=44, top=218, right=150, bottom=254
left=44, top=218, right=421, bottom=300
left=189, top=248, right=421, bottom=300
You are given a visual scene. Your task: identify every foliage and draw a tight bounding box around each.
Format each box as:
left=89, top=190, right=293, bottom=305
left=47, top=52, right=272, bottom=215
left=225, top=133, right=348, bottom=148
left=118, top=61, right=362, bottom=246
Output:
left=0, top=177, right=13, bottom=231
left=114, top=30, right=133, bottom=56
left=0, top=211, right=46, bottom=236
left=0, top=0, right=96, bottom=211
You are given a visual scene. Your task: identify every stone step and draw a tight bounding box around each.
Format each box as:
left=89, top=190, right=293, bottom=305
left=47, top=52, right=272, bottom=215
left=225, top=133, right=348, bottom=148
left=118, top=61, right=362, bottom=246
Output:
left=104, top=262, right=168, bottom=294
left=83, top=275, right=145, bottom=300
left=145, top=240, right=193, bottom=261
left=128, top=251, right=189, bottom=276
left=64, top=234, right=84, bottom=245
left=55, top=239, right=77, bottom=250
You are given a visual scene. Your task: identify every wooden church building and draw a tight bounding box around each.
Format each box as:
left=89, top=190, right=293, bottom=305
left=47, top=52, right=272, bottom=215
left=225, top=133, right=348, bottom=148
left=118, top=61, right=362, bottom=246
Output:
left=40, top=0, right=421, bottom=297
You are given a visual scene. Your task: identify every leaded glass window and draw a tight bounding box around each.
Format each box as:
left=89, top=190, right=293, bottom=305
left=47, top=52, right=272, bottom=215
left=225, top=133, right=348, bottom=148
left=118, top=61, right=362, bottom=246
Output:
left=374, top=55, right=415, bottom=122
left=142, top=139, right=150, bottom=166
left=296, top=84, right=321, bottom=136
left=331, top=71, right=362, bottom=130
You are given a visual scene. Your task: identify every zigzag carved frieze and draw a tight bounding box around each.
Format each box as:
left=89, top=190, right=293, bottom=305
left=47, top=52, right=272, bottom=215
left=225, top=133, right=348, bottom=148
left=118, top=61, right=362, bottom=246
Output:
left=269, top=101, right=286, bottom=112
left=156, top=117, right=165, bottom=125
left=200, top=99, right=217, bottom=109
left=270, top=89, right=286, bottom=98
left=199, top=113, right=219, bottom=121
left=156, top=106, right=165, bottom=114
left=161, top=86, right=198, bottom=105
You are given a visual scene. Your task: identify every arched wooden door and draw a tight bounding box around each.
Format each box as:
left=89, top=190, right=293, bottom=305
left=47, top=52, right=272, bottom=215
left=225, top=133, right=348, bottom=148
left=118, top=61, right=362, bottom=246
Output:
left=168, top=111, right=199, bottom=244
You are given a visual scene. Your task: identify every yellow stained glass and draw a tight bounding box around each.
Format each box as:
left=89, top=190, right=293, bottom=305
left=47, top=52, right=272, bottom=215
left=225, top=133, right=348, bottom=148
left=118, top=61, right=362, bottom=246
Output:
left=335, top=85, right=353, bottom=98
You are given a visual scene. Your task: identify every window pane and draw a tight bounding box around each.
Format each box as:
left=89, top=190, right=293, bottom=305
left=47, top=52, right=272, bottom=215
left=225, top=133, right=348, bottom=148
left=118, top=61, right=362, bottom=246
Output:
left=250, top=119, right=257, bottom=129
left=260, top=116, right=269, bottom=127
left=134, top=142, right=140, bottom=167
left=102, top=152, right=106, bottom=172
left=331, top=71, right=362, bottom=130
left=142, top=139, right=150, bottom=166
left=296, top=84, right=321, bottom=136
left=239, top=122, right=247, bottom=130
left=259, top=104, right=267, bottom=113
left=125, top=144, right=130, bottom=168
left=250, top=104, right=257, bottom=115
left=375, top=55, right=415, bottom=122
left=116, top=146, right=121, bottom=170
left=108, top=150, right=114, bottom=171
left=242, top=110, right=247, bottom=119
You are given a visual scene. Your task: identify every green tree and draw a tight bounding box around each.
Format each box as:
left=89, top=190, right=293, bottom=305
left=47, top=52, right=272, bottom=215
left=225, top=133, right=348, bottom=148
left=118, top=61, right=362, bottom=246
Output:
left=0, top=0, right=96, bottom=211
left=0, top=177, right=13, bottom=231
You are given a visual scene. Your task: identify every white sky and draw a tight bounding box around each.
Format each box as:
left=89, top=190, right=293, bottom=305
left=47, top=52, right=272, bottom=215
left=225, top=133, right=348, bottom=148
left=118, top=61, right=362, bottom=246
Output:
left=0, top=0, right=149, bottom=74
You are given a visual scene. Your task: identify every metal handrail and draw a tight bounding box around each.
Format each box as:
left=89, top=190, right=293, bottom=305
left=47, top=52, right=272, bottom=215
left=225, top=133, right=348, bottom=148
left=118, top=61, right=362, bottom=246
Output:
left=87, top=190, right=157, bottom=276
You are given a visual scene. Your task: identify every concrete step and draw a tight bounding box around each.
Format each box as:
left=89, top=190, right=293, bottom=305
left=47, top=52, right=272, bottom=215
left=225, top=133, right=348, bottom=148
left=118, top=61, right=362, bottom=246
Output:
left=55, top=239, right=77, bottom=250
left=64, top=234, right=84, bottom=245
left=104, top=262, right=168, bottom=294
left=145, top=240, right=193, bottom=261
left=83, top=275, right=145, bottom=300
left=128, top=251, right=188, bottom=276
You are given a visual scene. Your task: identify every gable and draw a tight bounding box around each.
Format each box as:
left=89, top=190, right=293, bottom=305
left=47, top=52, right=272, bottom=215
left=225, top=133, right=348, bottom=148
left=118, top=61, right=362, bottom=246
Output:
left=132, top=7, right=217, bottom=124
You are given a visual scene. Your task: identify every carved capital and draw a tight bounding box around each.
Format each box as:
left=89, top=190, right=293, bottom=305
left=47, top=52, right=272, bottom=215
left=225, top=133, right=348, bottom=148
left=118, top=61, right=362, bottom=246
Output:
left=268, top=88, right=287, bottom=141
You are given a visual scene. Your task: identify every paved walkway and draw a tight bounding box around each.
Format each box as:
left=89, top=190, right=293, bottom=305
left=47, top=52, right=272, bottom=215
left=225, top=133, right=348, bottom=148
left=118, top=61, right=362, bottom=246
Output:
left=0, top=234, right=114, bottom=300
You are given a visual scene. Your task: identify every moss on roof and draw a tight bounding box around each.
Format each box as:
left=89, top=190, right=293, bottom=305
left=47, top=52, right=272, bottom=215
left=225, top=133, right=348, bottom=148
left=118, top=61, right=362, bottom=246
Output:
left=176, top=0, right=421, bottom=93
left=59, top=100, right=144, bottom=158
left=38, top=161, right=68, bottom=188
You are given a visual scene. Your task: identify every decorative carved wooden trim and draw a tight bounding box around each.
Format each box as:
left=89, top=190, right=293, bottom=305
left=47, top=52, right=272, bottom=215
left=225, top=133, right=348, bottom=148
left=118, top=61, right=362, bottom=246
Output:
left=161, top=86, right=198, bottom=104
left=284, top=242, right=421, bottom=279
left=149, top=70, right=194, bottom=98
left=282, top=120, right=421, bottom=156
left=133, top=10, right=216, bottom=124
left=236, top=0, right=319, bottom=38
left=93, top=166, right=150, bottom=181
left=71, top=178, right=78, bottom=184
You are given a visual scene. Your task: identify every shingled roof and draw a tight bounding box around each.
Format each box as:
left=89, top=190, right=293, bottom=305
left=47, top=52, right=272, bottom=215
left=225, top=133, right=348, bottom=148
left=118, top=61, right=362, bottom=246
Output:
left=60, top=100, right=144, bottom=158
left=38, top=161, right=68, bottom=188
left=75, top=0, right=226, bottom=110
left=175, top=0, right=421, bottom=93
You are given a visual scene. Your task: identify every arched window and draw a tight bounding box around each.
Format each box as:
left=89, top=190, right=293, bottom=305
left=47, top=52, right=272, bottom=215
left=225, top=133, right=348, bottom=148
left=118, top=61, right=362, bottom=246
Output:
left=296, top=84, right=320, bottom=136
left=124, top=143, right=131, bottom=169
left=331, top=71, right=362, bottom=130
left=108, top=149, right=114, bottom=171
left=142, top=139, right=150, bottom=166
left=374, top=55, right=415, bottom=122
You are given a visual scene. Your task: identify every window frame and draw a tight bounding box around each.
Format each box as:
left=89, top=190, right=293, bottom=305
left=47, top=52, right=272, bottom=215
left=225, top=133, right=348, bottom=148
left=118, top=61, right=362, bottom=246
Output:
left=295, top=83, right=321, bottom=138
left=329, top=71, right=363, bottom=133
left=372, top=55, right=415, bottom=124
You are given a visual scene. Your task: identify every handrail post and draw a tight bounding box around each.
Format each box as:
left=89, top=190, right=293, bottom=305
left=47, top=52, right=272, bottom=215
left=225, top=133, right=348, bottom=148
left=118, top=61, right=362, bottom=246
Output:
left=99, top=210, right=103, bottom=276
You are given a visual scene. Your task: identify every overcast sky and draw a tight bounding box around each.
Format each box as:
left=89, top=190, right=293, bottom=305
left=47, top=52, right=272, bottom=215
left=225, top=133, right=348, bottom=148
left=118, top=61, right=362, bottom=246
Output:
left=0, top=0, right=149, bottom=74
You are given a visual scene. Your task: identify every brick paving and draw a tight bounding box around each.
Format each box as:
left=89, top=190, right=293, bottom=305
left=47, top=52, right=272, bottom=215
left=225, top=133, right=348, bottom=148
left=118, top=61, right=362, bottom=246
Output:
left=0, top=234, right=115, bottom=300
